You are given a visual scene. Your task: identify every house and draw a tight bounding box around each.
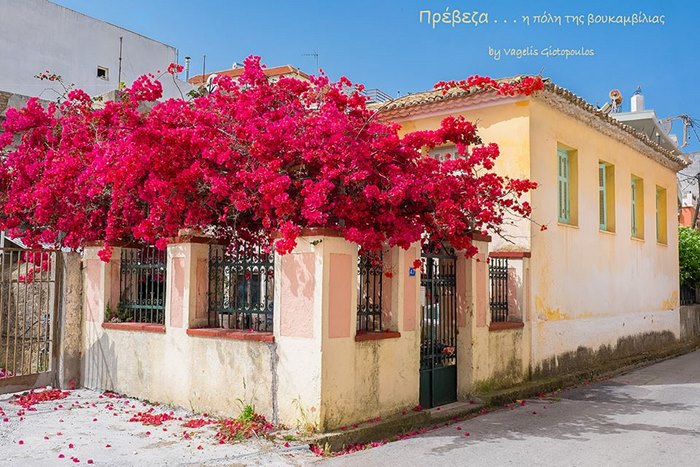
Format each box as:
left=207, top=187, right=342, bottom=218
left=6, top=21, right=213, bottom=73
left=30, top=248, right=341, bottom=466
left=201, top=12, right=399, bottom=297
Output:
left=379, top=78, right=687, bottom=388
left=74, top=77, right=699, bottom=433
left=0, top=0, right=189, bottom=99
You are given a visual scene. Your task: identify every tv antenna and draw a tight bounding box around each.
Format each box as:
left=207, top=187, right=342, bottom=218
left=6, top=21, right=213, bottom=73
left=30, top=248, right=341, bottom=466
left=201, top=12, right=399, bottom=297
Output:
left=303, top=50, right=320, bottom=73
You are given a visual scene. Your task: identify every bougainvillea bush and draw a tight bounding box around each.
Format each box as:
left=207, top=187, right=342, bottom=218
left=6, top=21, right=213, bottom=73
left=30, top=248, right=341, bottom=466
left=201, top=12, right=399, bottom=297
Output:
left=0, top=56, right=541, bottom=260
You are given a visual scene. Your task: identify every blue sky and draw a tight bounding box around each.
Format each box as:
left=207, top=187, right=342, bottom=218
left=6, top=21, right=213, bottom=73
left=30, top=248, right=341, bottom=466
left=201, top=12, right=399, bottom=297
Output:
left=52, top=0, right=700, bottom=152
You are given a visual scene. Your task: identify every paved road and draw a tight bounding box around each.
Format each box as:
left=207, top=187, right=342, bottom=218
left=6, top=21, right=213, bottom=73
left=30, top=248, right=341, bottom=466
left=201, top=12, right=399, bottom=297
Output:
left=321, top=350, right=700, bottom=467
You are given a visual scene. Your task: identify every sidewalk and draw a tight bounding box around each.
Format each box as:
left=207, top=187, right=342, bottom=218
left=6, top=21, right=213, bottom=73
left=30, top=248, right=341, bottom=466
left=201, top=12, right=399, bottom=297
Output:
left=0, top=388, right=316, bottom=466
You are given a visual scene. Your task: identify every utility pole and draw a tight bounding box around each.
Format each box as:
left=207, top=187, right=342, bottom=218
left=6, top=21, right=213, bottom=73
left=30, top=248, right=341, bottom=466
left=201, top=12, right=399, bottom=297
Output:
left=117, top=37, right=123, bottom=87
left=692, top=172, right=700, bottom=229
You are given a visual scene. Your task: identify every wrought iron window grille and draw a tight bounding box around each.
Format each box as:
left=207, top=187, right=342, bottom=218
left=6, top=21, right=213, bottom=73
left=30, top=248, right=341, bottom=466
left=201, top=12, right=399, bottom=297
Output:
left=116, top=246, right=166, bottom=324
left=357, top=250, right=384, bottom=333
left=489, top=257, right=509, bottom=323
left=208, top=243, right=274, bottom=332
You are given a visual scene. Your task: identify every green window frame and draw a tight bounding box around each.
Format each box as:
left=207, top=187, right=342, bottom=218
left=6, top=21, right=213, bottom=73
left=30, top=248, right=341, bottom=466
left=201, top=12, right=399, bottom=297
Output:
left=631, top=177, right=638, bottom=237
left=558, top=149, right=570, bottom=223
left=655, top=188, right=660, bottom=239
left=599, top=163, right=607, bottom=230
left=656, top=186, right=667, bottom=244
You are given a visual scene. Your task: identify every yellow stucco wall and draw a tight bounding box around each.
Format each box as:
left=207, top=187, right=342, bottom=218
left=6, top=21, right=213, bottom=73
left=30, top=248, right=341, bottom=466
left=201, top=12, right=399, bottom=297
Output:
left=81, top=245, right=275, bottom=419
left=528, top=98, right=680, bottom=368
left=319, top=241, right=421, bottom=430
left=82, top=324, right=275, bottom=417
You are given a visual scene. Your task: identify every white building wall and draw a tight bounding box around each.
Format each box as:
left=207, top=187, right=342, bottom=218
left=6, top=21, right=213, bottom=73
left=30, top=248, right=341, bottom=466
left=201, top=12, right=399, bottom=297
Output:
left=0, top=0, right=187, bottom=99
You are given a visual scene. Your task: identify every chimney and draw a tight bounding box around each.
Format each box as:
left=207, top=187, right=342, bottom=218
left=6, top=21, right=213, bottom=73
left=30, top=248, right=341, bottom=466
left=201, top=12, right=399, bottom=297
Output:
left=184, top=56, right=191, bottom=81
left=631, top=86, right=644, bottom=112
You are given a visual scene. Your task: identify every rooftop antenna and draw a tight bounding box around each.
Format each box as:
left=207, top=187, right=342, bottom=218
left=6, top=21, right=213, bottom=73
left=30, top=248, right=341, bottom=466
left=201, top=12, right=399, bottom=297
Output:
left=202, top=54, right=207, bottom=81
left=303, top=50, right=320, bottom=73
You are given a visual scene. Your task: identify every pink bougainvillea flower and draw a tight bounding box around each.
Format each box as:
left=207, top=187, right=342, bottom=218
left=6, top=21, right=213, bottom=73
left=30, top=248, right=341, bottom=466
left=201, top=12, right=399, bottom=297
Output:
left=0, top=56, right=536, bottom=263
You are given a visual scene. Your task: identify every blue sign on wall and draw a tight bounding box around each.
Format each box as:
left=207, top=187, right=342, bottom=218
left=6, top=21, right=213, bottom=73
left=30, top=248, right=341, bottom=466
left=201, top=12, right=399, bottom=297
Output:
left=409, top=267, right=416, bottom=277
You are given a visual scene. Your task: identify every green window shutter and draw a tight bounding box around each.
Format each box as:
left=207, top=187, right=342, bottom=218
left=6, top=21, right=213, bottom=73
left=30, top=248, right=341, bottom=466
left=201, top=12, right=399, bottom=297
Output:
left=599, top=164, right=606, bottom=230
left=558, top=149, right=570, bottom=223
left=631, top=178, right=637, bottom=237
left=656, top=188, right=660, bottom=241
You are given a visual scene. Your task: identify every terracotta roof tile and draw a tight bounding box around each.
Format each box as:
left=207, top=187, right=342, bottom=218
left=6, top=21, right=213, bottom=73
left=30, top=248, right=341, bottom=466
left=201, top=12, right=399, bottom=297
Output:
left=376, top=79, right=687, bottom=171
left=188, top=65, right=310, bottom=85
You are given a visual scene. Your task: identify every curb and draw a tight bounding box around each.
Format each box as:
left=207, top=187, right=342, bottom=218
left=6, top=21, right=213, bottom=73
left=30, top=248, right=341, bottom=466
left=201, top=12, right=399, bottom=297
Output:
left=309, top=402, right=486, bottom=452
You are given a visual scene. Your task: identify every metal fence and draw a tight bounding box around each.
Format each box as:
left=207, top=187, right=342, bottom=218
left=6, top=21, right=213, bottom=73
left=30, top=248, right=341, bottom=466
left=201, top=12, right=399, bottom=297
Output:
left=489, top=257, right=509, bottom=322
left=357, top=250, right=384, bottom=332
left=116, top=246, right=166, bottom=324
left=208, top=243, right=274, bottom=332
left=1, top=248, right=59, bottom=382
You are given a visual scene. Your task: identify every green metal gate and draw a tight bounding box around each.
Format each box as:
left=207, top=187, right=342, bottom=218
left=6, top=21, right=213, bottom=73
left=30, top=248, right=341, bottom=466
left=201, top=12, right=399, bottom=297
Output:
left=419, top=244, right=458, bottom=409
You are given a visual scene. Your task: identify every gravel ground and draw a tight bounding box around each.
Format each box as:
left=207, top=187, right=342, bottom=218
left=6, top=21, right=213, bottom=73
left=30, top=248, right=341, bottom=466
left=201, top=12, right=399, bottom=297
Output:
left=0, top=388, right=317, bottom=466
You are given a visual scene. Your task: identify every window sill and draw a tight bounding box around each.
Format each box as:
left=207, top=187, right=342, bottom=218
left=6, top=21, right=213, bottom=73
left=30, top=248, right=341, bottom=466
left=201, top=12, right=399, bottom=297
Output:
left=186, top=328, right=274, bottom=343
left=355, top=331, right=401, bottom=342
left=490, top=251, right=531, bottom=259
left=657, top=241, right=668, bottom=247
left=489, top=321, right=524, bottom=332
left=557, top=222, right=579, bottom=229
left=102, top=322, right=165, bottom=333
left=598, top=229, right=616, bottom=236
left=631, top=236, right=645, bottom=243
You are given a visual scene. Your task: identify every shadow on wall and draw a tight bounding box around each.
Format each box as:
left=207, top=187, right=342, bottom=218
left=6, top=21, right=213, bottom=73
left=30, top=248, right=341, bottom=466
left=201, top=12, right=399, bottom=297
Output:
left=506, top=265, right=523, bottom=320
left=82, top=325, right=118, bottom=391
left=532, top=330, right=678, bottom=379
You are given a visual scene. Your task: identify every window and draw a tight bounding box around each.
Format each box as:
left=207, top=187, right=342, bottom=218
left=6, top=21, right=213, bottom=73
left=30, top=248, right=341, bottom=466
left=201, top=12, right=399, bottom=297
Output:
left=598, top=161, right=615, bottom=232
left=656, top=186, right=667, bottom=244
left=557, top=146, right=578, bottom=225
left=116, top=246, right=166, bottom=324
left=208, top=243, right=274, bottom=332
left=357, top=250, right=384, bottom=332
left=97, top=66, right=109, bottom=80
left=429, top=145, right=456, bottom=162
left=631, top=175, right=645, bottom=239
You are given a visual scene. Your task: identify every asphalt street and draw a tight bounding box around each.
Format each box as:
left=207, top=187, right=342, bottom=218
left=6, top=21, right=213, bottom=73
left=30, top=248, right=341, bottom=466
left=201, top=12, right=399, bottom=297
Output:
left=320, top=350, right=700, bottom=467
